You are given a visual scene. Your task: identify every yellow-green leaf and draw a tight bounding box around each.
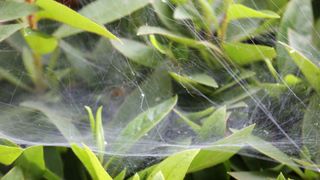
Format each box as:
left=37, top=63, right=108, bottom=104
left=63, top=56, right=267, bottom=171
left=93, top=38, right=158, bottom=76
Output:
left=35, top=0, right=118, bottom=40
left=71, top=144, right=112, bottom=180
left=147, top=149, right=200, bottom=180
left=223, top=42, right=277, bottom=65
left=23, top=28, right=58, bottom=55
left=227, top=4, right=280, bottom=22
left=0, top=145, right=23, bottom=165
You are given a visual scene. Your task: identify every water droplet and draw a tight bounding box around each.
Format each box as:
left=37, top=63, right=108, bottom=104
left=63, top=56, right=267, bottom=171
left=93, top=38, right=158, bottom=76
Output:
left=290, top=49, right=295, bottom=54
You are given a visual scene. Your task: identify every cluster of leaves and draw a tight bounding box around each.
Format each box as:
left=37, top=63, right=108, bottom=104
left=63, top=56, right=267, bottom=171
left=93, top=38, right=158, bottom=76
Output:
left=1, top=0, right=320, bottom=179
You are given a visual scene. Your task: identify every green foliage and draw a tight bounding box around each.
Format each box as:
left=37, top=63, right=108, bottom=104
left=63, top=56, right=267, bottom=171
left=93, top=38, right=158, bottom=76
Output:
left=71, top=144, right=112, bottom=180
left=35, top=0, right=118, bottom=40
left=0, top=0, right=320, bottom=179
left=0, top=1, right=38, bottom=22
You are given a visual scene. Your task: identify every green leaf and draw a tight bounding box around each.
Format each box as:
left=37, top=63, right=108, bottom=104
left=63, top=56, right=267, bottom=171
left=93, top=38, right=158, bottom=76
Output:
left=0, top=1, right=38, bottom=22
left=279, top=42, right=320, bottom=94
left=114, top=168, right=126, bottom=180
left=302, top=94, right=320, bottom=164
left=44, top=147, right=64, bottom=178
left=227, top=4, right=280, bottom=22
left=276, top=0, right=313, bottom=74
left=222, top=42, right=277, bottom=65
left=0, top=145, right=23, bottom=165
left=71, top=144, right=112, bottom=180
left=54, top=0, right=149, bottom=38
left=15, top=146, right=46, bottom=179
left=148, top=149, right=200, bottom=180
left=23, top=28, right=58, bottom=55
left=0, top=24, right=26, bottom=42
left=35, top=0, right=118, bottom=40
left=248, top=135, right=304, bottom=177
left=277, top=173, right=286, bottom=180
left=118, top=96, right=178, bottom=149
left=228, top=171, right=277, bottom=180
left=188, top=124, right=255, bottom=172
left=2, top=167, right=24, bottom=180
left=137, top=26, right=221, bottom=52
left=169, top=72, right=218, bottom=91
left=197, top=106, right=227, bottom=140
left=111, top=38, right=161, bottom=68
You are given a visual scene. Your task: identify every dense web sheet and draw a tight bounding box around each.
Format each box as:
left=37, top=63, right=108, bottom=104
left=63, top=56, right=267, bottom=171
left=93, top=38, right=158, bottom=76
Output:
left=1, top=0, right=320, bottom=171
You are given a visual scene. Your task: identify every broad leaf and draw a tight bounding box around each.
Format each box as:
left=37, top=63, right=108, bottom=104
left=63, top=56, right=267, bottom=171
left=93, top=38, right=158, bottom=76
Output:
left=198, top=106, right=227, bottom=140
left=23, top=28, right=58, bottom=55
left=222, top=42, right=277, bottom=65
left=71, top=144, right=112, bottom=180
left=227, top=4, right=280, bottom=22
left=36, top=0, right=118, bottom=40
left=0, top=24, right=26, bottom=42
left=147, top=149, right=200, bottom=180
left=188, top=124, right=255, bottom=172
left=54, top=0, right=149, bottom=38
left=111, top=38, right=161, bottom=68
left=170, top=72, right=218, bottom=91
left=118, top=96, right=178, bottom=149
left=0, top=1, right=38, bottom=22
left=248, top=135, right=304, bottom=177
left=15, top=146, right=46, bottom=179
left=0, top=145, right=23, bottom=165
left=280, top=42, right=320, bottom=94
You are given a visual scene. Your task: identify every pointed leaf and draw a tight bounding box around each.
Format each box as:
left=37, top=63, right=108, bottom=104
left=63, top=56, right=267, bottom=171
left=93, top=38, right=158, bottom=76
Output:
left=54, top=0, right=149, bottom=38
left=0, top=145, right=23, bottom=165
left=118, top=96, right=178, bottom=148
left=148, top=149, right=200, bottom=180
left=198, top=106, right=227, bottom=140
left=35, top=0, right=118, bottom=40
left=227, top=4, right=280, bottom=22
left=223, top=42, right=277, bottom=65
left=170, top=72, right=218, bottom=90
left=188, top=125, right=255, bottom=172
left=71, top=144, right=112, bottom=180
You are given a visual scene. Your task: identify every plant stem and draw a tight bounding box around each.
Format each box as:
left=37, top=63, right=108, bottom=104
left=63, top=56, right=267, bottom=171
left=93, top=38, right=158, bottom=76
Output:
left=25, top=0, right=47, bottom=92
